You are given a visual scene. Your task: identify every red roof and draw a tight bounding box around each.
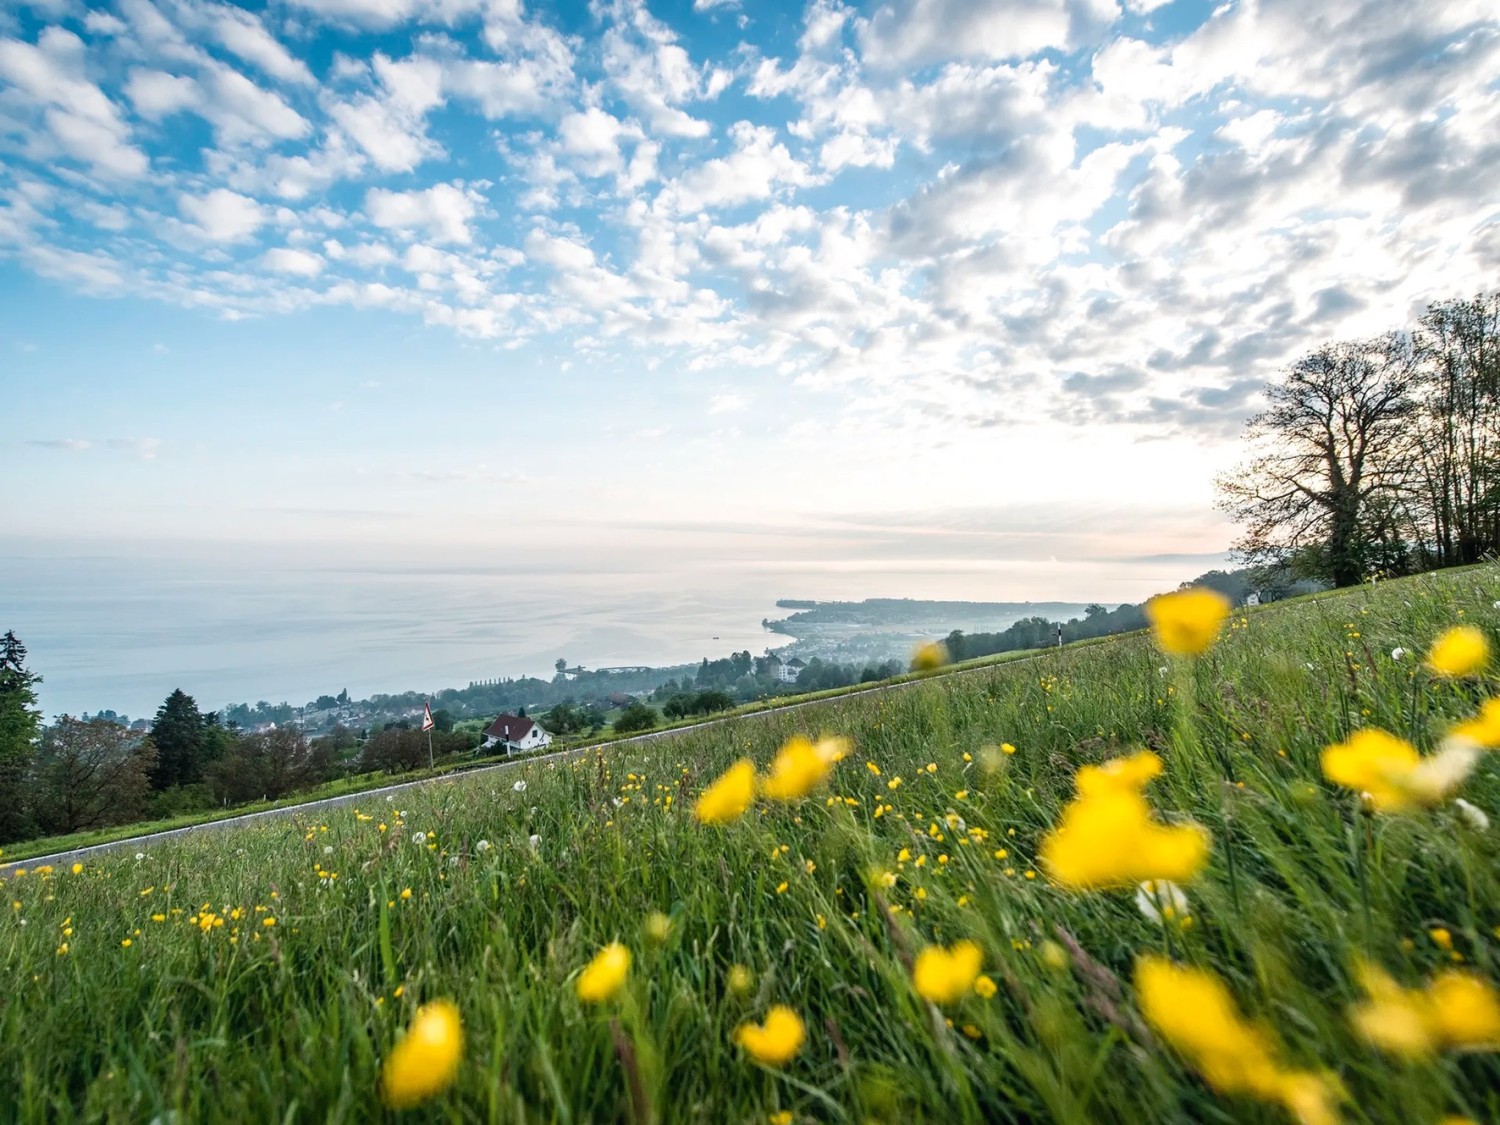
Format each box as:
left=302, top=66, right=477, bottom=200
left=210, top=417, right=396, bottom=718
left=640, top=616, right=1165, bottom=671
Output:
left=485, top=714, right=535, bottom=742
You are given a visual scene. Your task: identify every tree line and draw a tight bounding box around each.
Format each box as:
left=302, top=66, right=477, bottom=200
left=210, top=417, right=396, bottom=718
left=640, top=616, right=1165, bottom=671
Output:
left=1219, top=292, right=1500, bottom=586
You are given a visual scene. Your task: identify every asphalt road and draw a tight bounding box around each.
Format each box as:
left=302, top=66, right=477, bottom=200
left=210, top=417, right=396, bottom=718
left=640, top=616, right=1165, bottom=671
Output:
left=0, top=655, right=1044, bottom=877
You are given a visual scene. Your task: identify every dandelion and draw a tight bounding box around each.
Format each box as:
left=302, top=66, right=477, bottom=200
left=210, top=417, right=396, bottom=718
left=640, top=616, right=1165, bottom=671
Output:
left=323, top=846, right=333, bottom=855
left=734, top=1006, right=805, bottom=1066
left=1144, top=587, right=1231, bottom=657
left=576, top=942, right=631, bottom=1003
left=866, top=761, right=881, bottom=776
left=1136, top=957, right=1336, bottom=1125
left=381, top=1000, right=463, bottom=1109
left=1390, top=647, right=1406, bottom=661
left=134, top=852, right=145, bottom=861
left=912, top=940, right=983, bottom=1004
left=513, top=780, right=527, bottom=793
left=475, top=840, right=491, bottom=852
left=70, top=863, right=82, bottom=875
left=528, top=834, right=542, bottom=849
left=412, top=832, right=427, bottom=845
left=1427, top=626, right=1490, bottom=677
left=695, top=759, right=756, bottom=824
left=400, top=888, right=412, bottom=900
left=1351, top=961, right=1500, bottom=1055
left=911, top=641, right=948, bottom=672
left=974, top=974, right=998, bottom=999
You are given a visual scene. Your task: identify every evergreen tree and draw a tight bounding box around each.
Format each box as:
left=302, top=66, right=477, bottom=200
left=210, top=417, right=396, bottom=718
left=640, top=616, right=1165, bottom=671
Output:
left=148, top=688, right=208, bottom=790
left=0, top=630, right=42, bottom=843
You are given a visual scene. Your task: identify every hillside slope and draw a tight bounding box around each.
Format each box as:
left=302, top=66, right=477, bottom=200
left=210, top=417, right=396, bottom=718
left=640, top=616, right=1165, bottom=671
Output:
left=4, top=566, right=1499, bottom=1122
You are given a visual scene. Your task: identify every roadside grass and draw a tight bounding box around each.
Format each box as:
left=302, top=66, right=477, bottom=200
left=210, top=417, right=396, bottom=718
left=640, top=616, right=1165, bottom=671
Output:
left=3, top=565, right=1500, bottom=1122
left=0, top=647, right=1057, bottom=865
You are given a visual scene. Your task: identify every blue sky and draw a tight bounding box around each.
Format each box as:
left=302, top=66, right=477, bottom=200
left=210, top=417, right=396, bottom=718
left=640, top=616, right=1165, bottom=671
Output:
left=3, top=0, right=1499, bottom=601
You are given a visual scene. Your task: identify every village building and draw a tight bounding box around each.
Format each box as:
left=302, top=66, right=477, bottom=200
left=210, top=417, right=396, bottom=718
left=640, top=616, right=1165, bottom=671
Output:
left=777, top=657, right=807, bottom=684
left=482, top=713, right=552, bottom=755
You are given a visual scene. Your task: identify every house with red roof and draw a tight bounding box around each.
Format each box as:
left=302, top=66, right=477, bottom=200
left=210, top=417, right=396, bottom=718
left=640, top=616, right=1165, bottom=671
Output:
left=482, top=713, right=552, bottom=755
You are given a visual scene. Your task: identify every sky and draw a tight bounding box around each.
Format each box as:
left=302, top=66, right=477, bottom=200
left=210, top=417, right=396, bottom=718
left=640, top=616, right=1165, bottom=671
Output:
left=2, top=0, right=1499, bottom=605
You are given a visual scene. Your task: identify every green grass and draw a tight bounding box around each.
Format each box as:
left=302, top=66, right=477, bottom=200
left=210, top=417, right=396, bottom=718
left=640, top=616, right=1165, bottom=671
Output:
left=3, top=566, right=1500, bottom=1123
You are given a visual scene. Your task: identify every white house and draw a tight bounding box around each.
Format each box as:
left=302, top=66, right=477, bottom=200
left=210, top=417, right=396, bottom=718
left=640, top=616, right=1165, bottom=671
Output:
left=777, top=657, right=806, bottom=684
left=482, top=714, right=552, bottom=755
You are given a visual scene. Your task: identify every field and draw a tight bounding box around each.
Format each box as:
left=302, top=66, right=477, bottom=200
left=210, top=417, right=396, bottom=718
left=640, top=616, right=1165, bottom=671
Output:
left=3, top=567, right=1500, bottom=1123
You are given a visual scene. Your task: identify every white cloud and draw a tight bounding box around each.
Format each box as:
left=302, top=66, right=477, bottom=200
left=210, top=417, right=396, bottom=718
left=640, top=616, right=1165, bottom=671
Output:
left=261, top=246, right=325, bottom=276
left=124, top=67, right=198, bottom=118
left=858, top=0, right=1119, bottom=68
left=661, top=121, right=816, bottom=212
left=708, top=390, right=748, bottom=413
left=197, top=63, right=311, bottom=146
left=284, top=0, right=485, bottom=28
left=210, top=8, right=315, bottom=86
left=599, top=0, right=712, bottom=138
left=0, top=28, right=149, bottom=177
left=179, top=188, right=267, bottom=242
left=365, top=182, right=481, bottom=244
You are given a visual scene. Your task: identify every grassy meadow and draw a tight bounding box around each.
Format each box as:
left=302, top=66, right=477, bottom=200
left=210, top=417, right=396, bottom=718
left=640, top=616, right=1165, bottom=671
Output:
left=4, top=567, right=1500, bottom=1123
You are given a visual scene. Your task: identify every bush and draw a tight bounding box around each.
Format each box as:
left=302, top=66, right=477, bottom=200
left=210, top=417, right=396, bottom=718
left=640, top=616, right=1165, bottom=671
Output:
left=612, top=700, right=659, bottom=734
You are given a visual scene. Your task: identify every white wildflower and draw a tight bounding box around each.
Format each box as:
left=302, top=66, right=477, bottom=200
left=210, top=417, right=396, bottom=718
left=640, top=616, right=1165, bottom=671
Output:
left=322, top=845, right=334, bottom=855
left=528, top=834, right=541, bottom=849
left=1454, top=798, right=1490, bottom=831
left=1390, top=647, right=1406, bottom=661
left=1134, top=880, right=1190, bottom=925
left=513, top=780, right=527, bottom=793
left=135, top=852, right=145, bottom=861
left=411, top=831, right=426, bottom=845
left=475, top=840, right=491, bottom=853
left=448, top=855, right=460, bottom=867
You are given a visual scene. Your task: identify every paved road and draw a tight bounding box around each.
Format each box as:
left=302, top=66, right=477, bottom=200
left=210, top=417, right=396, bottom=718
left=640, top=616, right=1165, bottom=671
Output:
left=0, top=652, right=1048, bottom=877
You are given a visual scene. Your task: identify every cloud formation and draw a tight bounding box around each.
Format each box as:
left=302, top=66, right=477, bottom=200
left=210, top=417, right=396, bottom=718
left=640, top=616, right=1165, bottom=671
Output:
left=0, top=0, right=1496, bottom=442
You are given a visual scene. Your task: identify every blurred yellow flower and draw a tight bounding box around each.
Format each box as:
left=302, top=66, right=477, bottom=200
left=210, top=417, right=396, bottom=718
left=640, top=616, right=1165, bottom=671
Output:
left=381, top=999, right=463, bottom=1109
left=1145, top=587, right=1231, bottom=657
left=1451, top=698, right=1500, bottom=747
left=695, top=759, right=756, bottom=824
left=1321, top=728, right=1478, bottom=811
left=974, top=974, right=998, bottom=999
left=1427, top=626, right=1490, bottom=678
left=70, top=863, right=82, bottom=875
left=1136, top=957, right=1335, bottom=1125
left=645, top=913, right=671, bottom=942
left=911, top=641, right=948, bottom=671
left=576, top=942, right=631, bottom=1003
left=734, top=1006, right=805, bottom=1066
left=913, top=940, right=983, bottom=1004
left=1041, top=754, right=1208, bottom=889
left=761, top=736, right=847, bottom=801
left=1352, top=961, right=1500, bottom=1055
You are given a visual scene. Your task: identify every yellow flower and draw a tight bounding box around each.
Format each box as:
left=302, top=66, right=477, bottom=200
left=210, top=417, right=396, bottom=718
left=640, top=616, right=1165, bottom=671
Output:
left=1136, top=957, right=1335, bottom=1125
left=768, top=1113, right=793, bottom=1125
left=1145, top=587, right=1231, bottom=657
left=974, top=974, right=997, bottom=999
left=1352, top=962, right=1500, bottom=1055
left=70, top=863, right=82, bottom=875
left=734, top=1006, right=805, bottom=1066
left=912, top=940, right=983, bottom=1005
left=761, top=736, right=847, bottom=801
left=727, top=964, right=754, bottom=995
left=576, top=942, right=631, bottom=1003
left=911, top=641, right=948, bottom=671
left=695, top=759, right=756, bottom=824
left=1426, top=626, right=1490, bottom=678
left=866, top=761, right=881, bottom=775
left=1451, top=698, right=1500, bottom=747
left=381, top=999, right=463, bottom=1109
left=1040, top=755, right=1209, bottom=889
left=1321, top=728, right=1479, bottom=811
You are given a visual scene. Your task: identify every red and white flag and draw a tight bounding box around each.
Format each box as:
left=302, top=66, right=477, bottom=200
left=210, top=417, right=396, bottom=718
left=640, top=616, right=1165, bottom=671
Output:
left=421, top=700, right=434, bottom=732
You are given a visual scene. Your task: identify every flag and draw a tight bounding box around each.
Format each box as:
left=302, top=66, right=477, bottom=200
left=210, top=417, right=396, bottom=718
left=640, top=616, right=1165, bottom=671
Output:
left=421, top=700, right=434, bottom=732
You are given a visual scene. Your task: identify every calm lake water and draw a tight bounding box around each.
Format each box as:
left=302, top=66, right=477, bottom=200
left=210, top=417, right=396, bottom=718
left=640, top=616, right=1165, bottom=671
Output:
left=1, top=544, right=1214, bottom=719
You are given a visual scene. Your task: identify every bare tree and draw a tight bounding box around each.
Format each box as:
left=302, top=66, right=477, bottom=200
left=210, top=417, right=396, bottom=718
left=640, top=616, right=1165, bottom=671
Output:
left=29, top=717, right=157, bottom=835
left=1216, top=335, right=1419, bottom=587
left=1409, top=293, right=1500, bottom=567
